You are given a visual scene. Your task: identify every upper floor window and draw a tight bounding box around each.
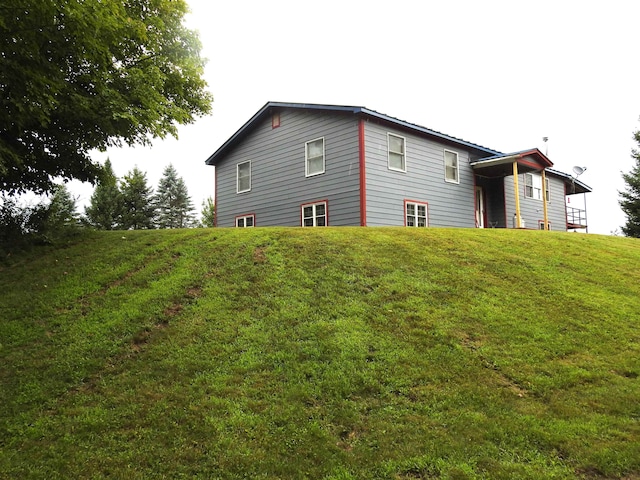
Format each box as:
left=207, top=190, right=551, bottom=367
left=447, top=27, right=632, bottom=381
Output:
left=305, top=137, right=325, bottom=177
left=237, top=161, right=251, bottom=193
left=524, top=173, right=542, bottom=200
left=544, top=177, right=550, bottom=202
left=301, top=201, right=327, bottom=227
left=525, top=173, right=550, bottom=201
left=444, top=150, right=459, bottom=183
left=236, top=214, right=255, bottom=227
left=405, top=201, right=428, bottom=227
left=388, top=133, right=406, bottom=172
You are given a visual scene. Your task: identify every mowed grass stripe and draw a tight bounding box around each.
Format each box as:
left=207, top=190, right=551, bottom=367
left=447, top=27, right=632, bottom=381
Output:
left=0, top=228, right=639, bottom=479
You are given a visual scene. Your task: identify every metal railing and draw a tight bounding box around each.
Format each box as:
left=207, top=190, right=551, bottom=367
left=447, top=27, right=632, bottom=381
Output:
left=566, top=206, right=587, bottom=227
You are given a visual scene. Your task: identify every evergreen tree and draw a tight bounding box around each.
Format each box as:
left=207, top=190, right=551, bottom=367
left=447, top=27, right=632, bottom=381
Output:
left=200, top=197, right=216, bottom=228
left=620, top=127, right=640, bottom=238
left=154, top=164, right=195, bottom=229
left=84, top=159, right=123, bottom=230
left=120, top=167, right=155, bottom=230
left=47, top=184, right=79, bottom=229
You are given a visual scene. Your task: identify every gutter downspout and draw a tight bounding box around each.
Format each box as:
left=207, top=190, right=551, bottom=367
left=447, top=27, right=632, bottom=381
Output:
left=513, top=161, right=521, bottom=228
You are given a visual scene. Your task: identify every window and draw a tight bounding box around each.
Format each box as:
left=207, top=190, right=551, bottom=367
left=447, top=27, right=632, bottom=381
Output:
left=301, top=201, right=327, bottom=227
left=237, top=161, right=251, bottom=193
left=405, top=201, right=428, bottom=227
left=388, top=133, right=406, bottom=172
left=545, top=177, right=550, bottom=202
left=444, top=149, right=459, bottom=183
left=305, top=138, right=325, bottom=177
left=538, top=221, right=551, bottom=230
left=524, top=173, right=542, bottom=200
left=236, top=214, right=255, bottom=227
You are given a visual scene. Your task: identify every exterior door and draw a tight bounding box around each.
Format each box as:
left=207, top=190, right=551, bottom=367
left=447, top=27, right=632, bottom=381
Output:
left=475, top=186, right=485, bottom=228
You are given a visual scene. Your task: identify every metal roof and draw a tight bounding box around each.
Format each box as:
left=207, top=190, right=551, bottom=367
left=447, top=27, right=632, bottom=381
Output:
left=205, top=101, right=502, bottom=166
left=546, top=168, right=592, bottom=194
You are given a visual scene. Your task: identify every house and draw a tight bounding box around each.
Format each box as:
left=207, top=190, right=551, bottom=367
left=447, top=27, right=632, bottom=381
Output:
left=205, top=102, right=591, bottom=231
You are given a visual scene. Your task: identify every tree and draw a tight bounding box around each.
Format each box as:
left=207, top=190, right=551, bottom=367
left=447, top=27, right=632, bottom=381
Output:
left=0, top=0, right=213, bottom=195
left=200, top=196, right=216, bottom=228
left=120, top=167, right=155, bottom=230
left=84, top=159, right=123, bottom=230
left=619, top=127, right=640, bottom=238
left=47, top=184, right=79, bottom=229
left=154, top=164, right=195, bottom=228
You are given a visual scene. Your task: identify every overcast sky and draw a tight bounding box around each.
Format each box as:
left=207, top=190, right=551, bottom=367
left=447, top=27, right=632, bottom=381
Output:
left=76, top=0, right=640, bottom=234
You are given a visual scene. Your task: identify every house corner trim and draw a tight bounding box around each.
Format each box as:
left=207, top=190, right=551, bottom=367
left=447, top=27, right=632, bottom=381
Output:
left=359, top=119, right=367, bottom=226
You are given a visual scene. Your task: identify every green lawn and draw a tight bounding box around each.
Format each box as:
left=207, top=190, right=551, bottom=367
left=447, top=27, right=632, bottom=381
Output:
left=1, top=228, right=639, bottom=479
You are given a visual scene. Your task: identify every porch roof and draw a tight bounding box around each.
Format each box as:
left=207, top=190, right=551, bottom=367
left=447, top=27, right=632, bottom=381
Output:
left=470, top=148, right=553, bottom=177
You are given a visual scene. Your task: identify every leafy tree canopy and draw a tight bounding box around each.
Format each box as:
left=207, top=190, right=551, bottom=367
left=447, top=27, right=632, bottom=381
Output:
left=619, top=127, right=640, bottom=238
left=0, top=0, right=213, bottom=194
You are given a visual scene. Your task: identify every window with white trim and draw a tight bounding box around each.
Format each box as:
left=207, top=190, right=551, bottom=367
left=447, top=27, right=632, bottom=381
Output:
left=538, top=221, right=551, bottom=230
left=236, top=215, right=255, bottom=227
left=545, top=177, right=550, bottom=202
left=406, top=201, right=428, bottom=227
left=524, top=173, right=543, bottom=200
left=388, top=133, right=406, bottom=172
left=444, top=149, right=459, bottom=183
left=237, top=161, right=251, bottom=193
left=305, top=138, right=325, bottom=177
left=301, top=202, right=327, bottom=227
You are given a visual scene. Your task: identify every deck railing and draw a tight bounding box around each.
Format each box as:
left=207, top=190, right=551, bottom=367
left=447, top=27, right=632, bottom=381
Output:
left=566, top=206, right=587, bottom=228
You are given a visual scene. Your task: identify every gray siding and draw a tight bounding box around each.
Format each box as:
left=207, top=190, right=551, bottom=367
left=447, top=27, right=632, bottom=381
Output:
left=504, top=173, right=567, bottom=231
left=363, top=120, right=476, bottom=227
left=216, top=109, right=361, bottom=227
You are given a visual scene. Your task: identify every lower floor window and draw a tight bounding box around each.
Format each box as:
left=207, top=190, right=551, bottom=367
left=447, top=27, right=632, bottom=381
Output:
left=236, top=214, right=255, bottom=227
left=301, top=201, right=327, bottom=227
left=538, top=221, right=551, bottom=230
left=405, top=201, right=428, bottom=227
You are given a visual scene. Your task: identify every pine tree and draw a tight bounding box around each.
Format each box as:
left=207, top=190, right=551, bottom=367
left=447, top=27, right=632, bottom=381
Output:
left=84, top=159, right=123, bottom=230
left=620, top=128, right=640, bottom=238
left=200, top=197, right=216, bottom=228
left=47, top=184, right=79, bottom=229
left=120, top=167, right=155, bottom=230
left=154, top=164, right=195, bottom=229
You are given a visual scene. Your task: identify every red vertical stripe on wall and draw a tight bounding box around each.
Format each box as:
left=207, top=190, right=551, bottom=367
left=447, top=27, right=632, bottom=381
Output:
left=214, top=167, right=218, bottom=227
left=359, top=119, right=367, bottom=226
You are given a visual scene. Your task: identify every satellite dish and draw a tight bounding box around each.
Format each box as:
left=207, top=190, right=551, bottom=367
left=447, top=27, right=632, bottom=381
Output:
left=572, top=166, right=587, bottom=177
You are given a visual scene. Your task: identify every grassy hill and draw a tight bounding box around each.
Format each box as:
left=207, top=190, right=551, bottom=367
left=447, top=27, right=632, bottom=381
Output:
left=1, top=227, right=639, bottom=479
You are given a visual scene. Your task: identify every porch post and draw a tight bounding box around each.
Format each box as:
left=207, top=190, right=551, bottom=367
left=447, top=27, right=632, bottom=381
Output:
left=541, top=168, right=549, bottom=230
left=512, top=161, right=521, bottom=228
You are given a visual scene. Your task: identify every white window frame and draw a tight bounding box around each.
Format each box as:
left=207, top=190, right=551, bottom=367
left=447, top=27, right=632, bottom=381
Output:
left=405, top=201, right=428, bottom=227
left=301, top=201, right=327, bottom=227
left=444, top=149, right=459, bottom=184
left=387, top=133, right=406, bottom=172
left=305, top=137, right=325, bottom=177
left=236, top=214, right=255, bottom=227
left=545, top=177, right=550, bottom=202
left=538, top=220, right=551, bottom=230
left=524, top=173, right=543, bottom=200
left=236, top=161, right=251, bottom=194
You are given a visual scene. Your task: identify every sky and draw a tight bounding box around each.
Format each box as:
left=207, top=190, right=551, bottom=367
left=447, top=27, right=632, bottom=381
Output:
left=73, top=0, right=640, bottom=235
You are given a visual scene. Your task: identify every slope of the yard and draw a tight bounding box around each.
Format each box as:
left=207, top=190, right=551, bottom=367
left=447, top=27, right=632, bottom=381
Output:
left=0, top=228, right=639, bottom=479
